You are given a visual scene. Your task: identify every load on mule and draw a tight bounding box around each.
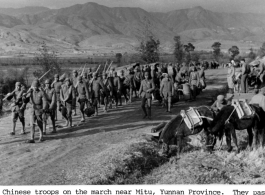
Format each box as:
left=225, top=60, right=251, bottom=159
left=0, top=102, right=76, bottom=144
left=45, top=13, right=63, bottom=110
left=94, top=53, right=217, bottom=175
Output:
left=158, top=106, right=216, bottom=156
left=210, top=104, right=265, bottom=153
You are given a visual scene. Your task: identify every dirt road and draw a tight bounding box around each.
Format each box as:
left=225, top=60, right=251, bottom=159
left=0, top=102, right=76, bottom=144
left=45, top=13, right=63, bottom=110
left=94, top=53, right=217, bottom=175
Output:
left=0, top=69, right=228, bottom=185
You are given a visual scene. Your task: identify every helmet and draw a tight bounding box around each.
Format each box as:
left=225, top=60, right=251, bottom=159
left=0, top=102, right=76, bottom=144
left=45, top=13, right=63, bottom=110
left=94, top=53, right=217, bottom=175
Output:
left=31, top=80, right=40, bottom=88
left=15, top=82, right=21, bottom=87
left=54, top=74, right=59, bottom=78
left=45, top=79, right=51, bottom=84
left=73, top=70, right=77, bottom=73
left=217, top=95, right=225, bottom=103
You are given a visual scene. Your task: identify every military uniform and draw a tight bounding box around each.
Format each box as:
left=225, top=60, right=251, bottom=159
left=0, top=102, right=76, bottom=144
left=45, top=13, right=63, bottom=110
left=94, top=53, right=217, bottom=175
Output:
left=76, top=79, right=90, bottom=112
left=139, top=78, right=155, bottom=118
left=44, top=84, right=57, bottom=133
left=60, top=81, right=76, bottom=119
left=26, top=80, right=48, bottom=142
left=113, top=75, right=121, bottom=106
left=6, top=83, right=27, bottom=135
left=91, top=77, right=105, bottom=107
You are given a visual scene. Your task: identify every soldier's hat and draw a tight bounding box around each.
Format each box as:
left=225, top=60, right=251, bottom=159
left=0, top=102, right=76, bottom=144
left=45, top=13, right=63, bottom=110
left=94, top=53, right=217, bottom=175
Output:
left=59, top=73, right=66, bottom=81
left=15, top=82, right=21, bottom=87
left=73, top=69, right=78, bottom=73
left=45, top=79, right=51, bottom=84
left=65, top=78, right=71, bottom=82
left=54, top=74, right=59, bottom=78
left=93, top=72, right=98, bottom=77
left=31, top=79, right=40, bottom=87
left=78, top=76, right=83, bottom=81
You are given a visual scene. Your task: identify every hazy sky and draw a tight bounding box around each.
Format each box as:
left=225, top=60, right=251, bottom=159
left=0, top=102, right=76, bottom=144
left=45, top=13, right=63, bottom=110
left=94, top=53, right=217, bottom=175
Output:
left=0, top=0, right=265, bottom=13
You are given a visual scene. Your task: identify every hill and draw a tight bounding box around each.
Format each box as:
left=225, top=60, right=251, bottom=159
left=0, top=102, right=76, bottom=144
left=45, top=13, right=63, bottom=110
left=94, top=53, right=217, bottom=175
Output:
left=0, top=3, right=264, bottom=54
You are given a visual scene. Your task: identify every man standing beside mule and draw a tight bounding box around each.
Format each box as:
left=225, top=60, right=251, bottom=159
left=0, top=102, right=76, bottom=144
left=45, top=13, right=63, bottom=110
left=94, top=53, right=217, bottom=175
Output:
left=240, top=59, right=250, bottom=93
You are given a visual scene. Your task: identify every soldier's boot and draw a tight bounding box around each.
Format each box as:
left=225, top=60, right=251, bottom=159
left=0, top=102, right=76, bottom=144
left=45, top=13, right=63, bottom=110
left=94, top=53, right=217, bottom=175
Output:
left=141, top=106, right=147, bottom=119
left=69, top=117, right=73, bottom=127
left=21, top=118, right=26, bottom=134
left=168, top=101, right=171, bottom=113
left=147, top=107, right=151, bottom=120
left=11, top=119, right=16, bottom=135
left=27, top=125, right=35, bottom=143
left=51, top=117, right=57, bottom=133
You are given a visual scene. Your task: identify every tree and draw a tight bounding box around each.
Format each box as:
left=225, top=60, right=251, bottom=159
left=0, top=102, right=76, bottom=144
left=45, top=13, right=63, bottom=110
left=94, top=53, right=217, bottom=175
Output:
left=173, top=36, right=185, bottom=64
left=212, top=42, right=221, bottom=62
left=184, top=43, right=195, bottom=63
left=139, top=36, right=160, bottom=63
left=248, top=48, right=256, bottom=60
left=33, top=42, right=62, bottom=80
left=258, top=42, right=265, bottom=57
left=115, top=53, right=122, bottom=67
left=228, top=46, right=239, bottom=60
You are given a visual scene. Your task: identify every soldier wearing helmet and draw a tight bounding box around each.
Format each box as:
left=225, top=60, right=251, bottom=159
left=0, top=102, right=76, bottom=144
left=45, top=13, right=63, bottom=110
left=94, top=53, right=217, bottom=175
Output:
left=139, top=72, right=155, bottom=119
left=211, top=95, right=229, bottom=113
left=60, top=78, right=76, bottom=127
left=101, top=72, right=113, bottom=112
left=91, top=72, right=105, bottom=116
left=43, top=79, right=57, bottom=134
left=119, top=69, right=129, bottom=104
left=72, top=69, right=79, bottom=116
left=76, top=76, right=90, bottom=122
left=5, top=81, right=27, bottom=135
left=51, top=73, right=62, bottom=120
left=25, top=79, right=48, bottom=143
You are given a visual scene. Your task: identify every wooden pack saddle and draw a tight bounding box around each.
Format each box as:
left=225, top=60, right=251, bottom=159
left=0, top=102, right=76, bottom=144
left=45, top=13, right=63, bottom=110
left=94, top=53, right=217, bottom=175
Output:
left=180, top=107, right=203, bottom=129
left=231, top=99, right=254, bottom=119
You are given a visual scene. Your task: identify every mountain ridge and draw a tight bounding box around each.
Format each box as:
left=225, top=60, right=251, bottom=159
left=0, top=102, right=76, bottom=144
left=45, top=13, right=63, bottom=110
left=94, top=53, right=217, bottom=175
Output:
left=0, top=2, right=263, bottom=54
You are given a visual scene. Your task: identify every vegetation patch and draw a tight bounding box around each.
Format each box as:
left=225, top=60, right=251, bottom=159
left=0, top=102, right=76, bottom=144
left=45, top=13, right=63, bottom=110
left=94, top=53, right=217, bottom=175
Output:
left=89, top=138, right=168, bottom=184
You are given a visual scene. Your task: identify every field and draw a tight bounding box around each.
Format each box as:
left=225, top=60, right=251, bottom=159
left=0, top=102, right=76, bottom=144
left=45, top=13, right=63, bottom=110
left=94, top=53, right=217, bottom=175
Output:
left=0, top=68, right=264, bottom=185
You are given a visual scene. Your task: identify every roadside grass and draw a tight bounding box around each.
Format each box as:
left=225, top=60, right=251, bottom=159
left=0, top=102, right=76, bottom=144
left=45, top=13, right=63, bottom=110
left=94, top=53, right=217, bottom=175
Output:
left=84, top=136, right=168, bottom=184
left=143, top=131, right=265, bottom=184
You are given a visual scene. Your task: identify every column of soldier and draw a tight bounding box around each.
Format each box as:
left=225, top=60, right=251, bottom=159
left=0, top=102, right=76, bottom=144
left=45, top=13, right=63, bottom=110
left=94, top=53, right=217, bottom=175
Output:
left=3, top=61, right=206, bottom=143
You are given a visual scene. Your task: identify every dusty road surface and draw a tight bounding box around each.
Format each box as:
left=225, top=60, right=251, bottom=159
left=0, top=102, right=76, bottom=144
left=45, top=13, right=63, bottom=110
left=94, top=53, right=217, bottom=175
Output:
left=0, top=69, right=228, bottom=185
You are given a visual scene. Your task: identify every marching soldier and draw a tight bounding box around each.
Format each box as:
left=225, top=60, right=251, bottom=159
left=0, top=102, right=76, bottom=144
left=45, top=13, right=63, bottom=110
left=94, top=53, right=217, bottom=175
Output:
left=76, top=76, right=90, bottom=122
left=72, top=69, right=79, bottom=116
left=26, top=80, right=47, bottom=143
left=102, top=73, right=113, bottom=112
left=119, top=70, right=128, bottom=105
left=60, top=78, right=76, bottom=127
left=5, top=82, right=27, bottom=135
left=139, top=72, right=155, bottom=119
left=160, top=73, right=174, bottom=113
left=51, top=74, right=62, bottom=120
left=43, top=79, right=57, bottom=134
left=91, top=72, right=105, bottom=116
left=113, top=71, right=121, bottom=107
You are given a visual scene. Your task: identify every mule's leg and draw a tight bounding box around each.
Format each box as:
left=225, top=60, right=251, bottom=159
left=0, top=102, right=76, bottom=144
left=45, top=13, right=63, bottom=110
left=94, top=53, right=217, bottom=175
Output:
left=253, top=127, right=259, bottom=150
left=247, top=127, right=253, bottom=150
left=161, top=143, right=169, bottom=156
left=177, top=136, right=183, bottom=157
left=231, top=127, right=240, bottom=153
left=225, top=126, right=233, bottom=152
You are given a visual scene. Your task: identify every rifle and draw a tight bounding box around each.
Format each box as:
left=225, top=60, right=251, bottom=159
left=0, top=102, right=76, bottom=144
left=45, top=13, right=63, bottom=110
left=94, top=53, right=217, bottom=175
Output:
left=3, top=69, right=51, bottom=101
left=106, top=61, right=113, bottom=72
left=103, top=61, right=108, bottom=73
left=39, top=69, right=51, bottom=81
left=81, top=64, right=87, bottom=77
